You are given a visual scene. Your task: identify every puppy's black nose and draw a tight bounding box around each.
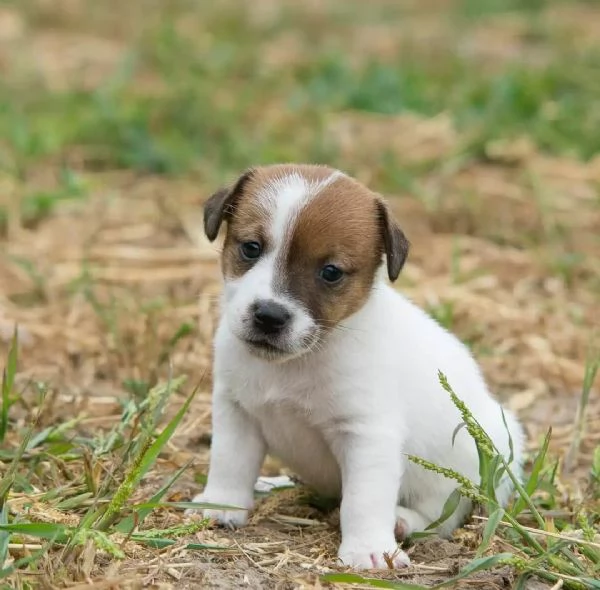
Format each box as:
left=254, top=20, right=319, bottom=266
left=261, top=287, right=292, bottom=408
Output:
left=252, top=300, right=291, bottom=335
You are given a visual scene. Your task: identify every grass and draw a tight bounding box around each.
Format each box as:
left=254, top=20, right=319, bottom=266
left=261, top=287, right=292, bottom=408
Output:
left=1, top=334, right=598, bottom=587
left=0, top=334, right=226, bottom=578
left=2, top=0, right=599, bottom=187
left=0, top=0, right=599, bottom=587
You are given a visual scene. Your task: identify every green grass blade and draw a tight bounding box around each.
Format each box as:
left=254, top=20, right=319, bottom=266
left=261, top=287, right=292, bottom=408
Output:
left=500, top=514, right=546, bottom=555
left=0, top=427, right=34, bottom=502
left=0, top=381, right=48, bottom=502
left=4, top=328, right=17, bottom=396
left=500, top=408, right=515, bottom=466
left=0, top=369, right=10, bottom=444
left=321, top=574, right=428, bottom=589
left=436, top=553, right=514, bottom=587
left=184, top=542, right=229, bottom=551
left=510, top=428, right=551, bottom=519
left=483, top=454, right=503, bottom=505
left=132, top=536, right=228, bottom=550
left=0, top=522, right=70, bottom=541
left=113, top=460, right=192, bottom=534
left=128, top=385, right=196, bottom=483
left=476, top=508, right=505, bottom=558
left=425, top=487, right=462, bottom=531
left=157, top=322, right=194, bottom=366
left=56, top=492, right=95, bottom=510
left=564, top=351, right=599, bottom=474
left=162, top=501, right=246, bottom=511
left=0, top=503, right=9, bottom=569
left=26, top=418, right=81, bottom=450
left=0, top=328, right=18, bottom=443
left=591, top=446, right=600, bottom=492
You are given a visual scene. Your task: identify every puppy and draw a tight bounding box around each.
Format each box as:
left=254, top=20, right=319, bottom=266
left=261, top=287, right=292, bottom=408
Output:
left=190, top=164, right=524, bottom=570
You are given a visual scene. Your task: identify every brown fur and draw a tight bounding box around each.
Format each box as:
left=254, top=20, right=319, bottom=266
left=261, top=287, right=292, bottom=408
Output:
left=205, top=164, right=409, bottom=329
left=203, top=169, right=255, bottom=242
left=220, top=184, right=270, bottom=279
left=207, top=164, right=339, bottom=279
left=283, top=175, right=390, bottom=328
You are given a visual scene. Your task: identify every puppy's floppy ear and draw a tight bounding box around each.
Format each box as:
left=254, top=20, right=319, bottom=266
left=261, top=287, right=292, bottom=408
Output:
left=203, top=169, right=255, bottom=242
left=376, top=199, right=410, bottom=282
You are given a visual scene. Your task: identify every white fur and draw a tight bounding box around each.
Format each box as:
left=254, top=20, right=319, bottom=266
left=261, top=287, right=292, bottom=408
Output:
left=191, top=173, right=525, bottom=571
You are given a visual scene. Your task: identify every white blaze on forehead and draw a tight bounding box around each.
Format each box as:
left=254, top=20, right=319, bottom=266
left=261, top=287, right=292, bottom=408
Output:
left=259, top=170, right=342, bottom=249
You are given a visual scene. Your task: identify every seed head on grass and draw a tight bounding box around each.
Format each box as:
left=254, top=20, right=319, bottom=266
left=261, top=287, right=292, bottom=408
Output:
left=406, top=454, right=486, bottom=504
left=95, top=437, right=154, bottom=532
left=95, top=376, right=189, bottom=532
left=142, top=374, right=187, bottom=435
left=133, top=520, right=210, bottom=540
left=576, top=512, right=597, bottom=543
left=72, top=529, right=125, bottom=559
left=438, top=370, right=496, bottom=458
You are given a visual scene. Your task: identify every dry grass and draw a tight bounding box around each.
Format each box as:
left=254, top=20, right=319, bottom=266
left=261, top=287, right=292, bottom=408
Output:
left=0, top=0, right=599, bottom=588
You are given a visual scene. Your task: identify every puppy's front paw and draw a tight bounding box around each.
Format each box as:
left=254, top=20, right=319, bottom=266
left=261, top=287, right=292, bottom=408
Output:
left=184, top=493, right=250, bottom=529
left=338, top=540, right=411, bottom=570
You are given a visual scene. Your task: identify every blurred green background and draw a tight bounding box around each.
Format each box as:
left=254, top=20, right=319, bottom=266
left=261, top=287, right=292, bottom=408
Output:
left=1, top=0, right=598, bottom=206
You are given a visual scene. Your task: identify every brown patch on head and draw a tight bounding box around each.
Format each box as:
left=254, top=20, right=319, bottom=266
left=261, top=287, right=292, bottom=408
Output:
left=283, top=174, right=409, bottom=328
left=203, top=168, right=264, bottom=278
left=203, top=168, right=255, bottom=242
left=204, top=164, right=409, bottom=321
left=204, top=163, right=338, bottom=279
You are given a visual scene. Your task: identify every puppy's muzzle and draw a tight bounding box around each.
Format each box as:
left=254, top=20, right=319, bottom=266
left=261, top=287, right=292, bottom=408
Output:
left=251, top=300, right=291, bottom=336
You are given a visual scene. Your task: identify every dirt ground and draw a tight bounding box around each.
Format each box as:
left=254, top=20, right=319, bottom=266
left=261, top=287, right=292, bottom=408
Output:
left=0, top=1, right=599, bottom=588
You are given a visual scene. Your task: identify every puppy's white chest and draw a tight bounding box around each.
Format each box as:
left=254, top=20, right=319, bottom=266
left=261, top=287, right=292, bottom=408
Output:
left=228, top=370, right=342, bottom=496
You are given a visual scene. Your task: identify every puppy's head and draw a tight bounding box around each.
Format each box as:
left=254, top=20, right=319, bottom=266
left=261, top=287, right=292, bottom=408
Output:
left=204, top=164, right=409, bottom=362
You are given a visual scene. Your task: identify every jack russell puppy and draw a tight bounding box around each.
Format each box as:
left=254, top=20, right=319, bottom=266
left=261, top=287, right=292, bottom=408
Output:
left=189, top=164, right=524, bottom=570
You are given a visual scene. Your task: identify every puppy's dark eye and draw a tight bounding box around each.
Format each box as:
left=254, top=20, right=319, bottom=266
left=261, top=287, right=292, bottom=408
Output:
left=240, top=241, right=262, bottom=261
left=320, top=264, right=344, bottom=284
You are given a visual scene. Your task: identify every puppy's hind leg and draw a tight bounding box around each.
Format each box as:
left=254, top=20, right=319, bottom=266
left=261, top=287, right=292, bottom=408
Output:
left=394, top=506, right=429, bottom=540
left=395, top=494, right=472, bottom=541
